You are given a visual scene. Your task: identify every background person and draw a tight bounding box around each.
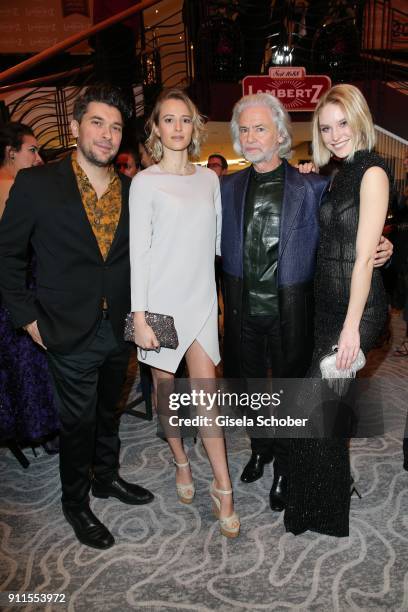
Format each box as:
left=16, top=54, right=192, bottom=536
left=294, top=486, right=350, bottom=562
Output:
left=0, top=122, right=42, bottom=216
left=115, top=146, right=140, bottom=178
left=130, top=89, right=239, bottom=538
left=0, top=122, right=58, bottom=454
left=207, top=153, right=228, bottom=329
left=207, top=153, right=228, bottom=179
left=392, top=155, right=408, bottom=357
left=138, top=138, right=155, bottom=169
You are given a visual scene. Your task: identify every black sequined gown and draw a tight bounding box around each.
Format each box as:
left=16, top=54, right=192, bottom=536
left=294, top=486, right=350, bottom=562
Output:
left=284, top=150, right=389, bottom=537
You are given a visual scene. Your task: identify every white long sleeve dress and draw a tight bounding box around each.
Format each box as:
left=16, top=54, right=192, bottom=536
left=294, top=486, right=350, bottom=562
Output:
left=129, top=164, right=221, bottom=373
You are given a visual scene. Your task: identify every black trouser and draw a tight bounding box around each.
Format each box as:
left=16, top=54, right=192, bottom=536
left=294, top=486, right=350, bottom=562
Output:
left=47, top=319, right=130, bottom=510
left=241, top=313, right=289, bottom=476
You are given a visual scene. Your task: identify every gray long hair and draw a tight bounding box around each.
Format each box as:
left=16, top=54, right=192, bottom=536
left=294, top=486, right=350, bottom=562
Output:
left=230, top=93, right=292, bottom=159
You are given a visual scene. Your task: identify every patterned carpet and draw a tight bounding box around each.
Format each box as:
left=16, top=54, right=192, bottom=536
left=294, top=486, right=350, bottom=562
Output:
left=0, top=313, right=407, bottom=612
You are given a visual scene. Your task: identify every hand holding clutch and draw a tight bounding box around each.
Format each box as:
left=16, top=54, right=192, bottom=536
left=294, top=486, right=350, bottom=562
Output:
left=319, top=345, right=366, bottom=396
left=131, top=314, right=160, bottom=350
left=124, top=312, right=179, bottom=352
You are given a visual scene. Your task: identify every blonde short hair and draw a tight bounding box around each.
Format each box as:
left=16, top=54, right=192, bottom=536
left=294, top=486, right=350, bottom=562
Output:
left=312, top=84, right=376, bottom=168
left=145, top=89, right=205, bottom=161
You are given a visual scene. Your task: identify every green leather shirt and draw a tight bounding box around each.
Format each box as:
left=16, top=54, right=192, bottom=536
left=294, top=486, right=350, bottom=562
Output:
left=243, top=162, right=284, bottom=316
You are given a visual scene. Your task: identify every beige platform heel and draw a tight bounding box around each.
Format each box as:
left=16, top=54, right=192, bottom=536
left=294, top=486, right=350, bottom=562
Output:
left=174, top=459, right=195, bottom=504
left=210, top=480, right=240, bottom=538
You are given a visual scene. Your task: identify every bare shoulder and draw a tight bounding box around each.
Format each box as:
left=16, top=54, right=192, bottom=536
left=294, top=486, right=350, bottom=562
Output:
left=361, top=165, right=389, bottom=183
left=360, top=166, right=389, bottom=201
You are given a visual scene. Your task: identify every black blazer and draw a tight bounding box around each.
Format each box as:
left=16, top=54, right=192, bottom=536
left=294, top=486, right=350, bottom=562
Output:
left=0, top=155, right=131, bottom=354
left=220, top=162, right=328, bottom=378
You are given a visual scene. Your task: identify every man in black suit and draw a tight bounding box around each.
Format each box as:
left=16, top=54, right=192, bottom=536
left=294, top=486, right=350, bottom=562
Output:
left=0, top=85, right=153, bottom=549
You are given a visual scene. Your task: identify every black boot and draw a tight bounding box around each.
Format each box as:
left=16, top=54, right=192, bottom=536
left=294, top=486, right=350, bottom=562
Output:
left=241, top=452, right=273, bottom=483
left=269, top=474, right=287, bottom=512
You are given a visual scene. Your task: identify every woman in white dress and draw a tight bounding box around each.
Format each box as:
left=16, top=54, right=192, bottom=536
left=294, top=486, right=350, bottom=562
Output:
left=129, top=89, right=239, bottom=538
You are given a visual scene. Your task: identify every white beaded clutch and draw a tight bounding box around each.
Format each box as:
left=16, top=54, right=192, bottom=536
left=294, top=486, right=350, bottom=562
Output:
left=319, top=345, right=366, bottom=395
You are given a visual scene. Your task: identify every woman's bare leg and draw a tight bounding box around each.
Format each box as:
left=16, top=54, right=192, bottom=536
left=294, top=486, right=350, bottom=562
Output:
left=150, top=366, right=192, bottom=487
left=185, top=340, right=234, bottom=518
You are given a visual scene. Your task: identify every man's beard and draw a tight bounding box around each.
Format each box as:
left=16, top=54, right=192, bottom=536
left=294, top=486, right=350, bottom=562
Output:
left=78, top=140, right=117, bottom=167
left=243, top=145, right=280, bottom=165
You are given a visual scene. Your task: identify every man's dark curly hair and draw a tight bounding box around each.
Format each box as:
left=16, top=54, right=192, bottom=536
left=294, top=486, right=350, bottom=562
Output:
left=73, top=84, right=132, bottom=124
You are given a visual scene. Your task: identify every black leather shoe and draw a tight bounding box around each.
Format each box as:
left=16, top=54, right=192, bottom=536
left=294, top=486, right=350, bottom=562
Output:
left=92, top=476, right=154, bottom=505
left=269, top=474, right=287, bottom=512
left=62, top=505, right=114, bottom=549
left=240, top=453, right=273, bottom=483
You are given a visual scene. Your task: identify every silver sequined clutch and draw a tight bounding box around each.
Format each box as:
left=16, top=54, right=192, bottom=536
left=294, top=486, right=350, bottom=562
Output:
left=319, top=345, right=366, bottom=395
left=124, top=312, right=179, bottom=350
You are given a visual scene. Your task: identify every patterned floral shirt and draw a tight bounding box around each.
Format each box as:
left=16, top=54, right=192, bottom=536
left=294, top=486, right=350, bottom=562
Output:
left=71, top=153, right=122, bottom=261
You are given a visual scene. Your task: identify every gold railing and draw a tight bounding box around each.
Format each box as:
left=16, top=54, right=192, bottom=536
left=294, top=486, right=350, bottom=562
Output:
left=0, top=0, right=188, bottom=157
left=0, top=0, right=163, bottom=85
left=375, top=125, right=408, bottom=198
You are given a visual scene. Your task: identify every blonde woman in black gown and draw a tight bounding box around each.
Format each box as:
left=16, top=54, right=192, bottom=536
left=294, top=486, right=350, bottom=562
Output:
left=285, top=85, right=390, bottom=537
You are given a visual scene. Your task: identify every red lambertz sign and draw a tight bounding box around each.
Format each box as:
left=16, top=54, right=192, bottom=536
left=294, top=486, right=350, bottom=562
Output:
left=242, top=67, right=331, bottom=112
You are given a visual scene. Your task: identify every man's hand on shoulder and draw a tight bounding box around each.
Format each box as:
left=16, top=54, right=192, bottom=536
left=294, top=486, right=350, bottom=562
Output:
left=374, top=235, right=393, bottom=268
left=23, top=320, right=47, bottom=349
